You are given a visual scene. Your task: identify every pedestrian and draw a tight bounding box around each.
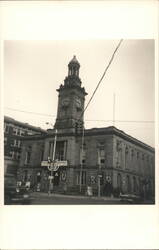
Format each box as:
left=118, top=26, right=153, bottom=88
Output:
left=48, top=176, right=54, bottom=195
left=25, top=180, right=31, bottom=191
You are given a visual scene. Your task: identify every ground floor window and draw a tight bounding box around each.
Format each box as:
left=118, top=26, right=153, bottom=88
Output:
left=126, top=175, right=131, bottom=193
left=76, top=171, right=86, bottom=185
left=117, top=173, right=122, bottom=191
left=133, top=176, right=137, bottom=193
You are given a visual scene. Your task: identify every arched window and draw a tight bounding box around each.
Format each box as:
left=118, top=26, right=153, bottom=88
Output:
left=117, top=173, right=122, bottom=191
left=133, top=176, right=137, bottom=193
left=126, top=175, right=131, bottom=193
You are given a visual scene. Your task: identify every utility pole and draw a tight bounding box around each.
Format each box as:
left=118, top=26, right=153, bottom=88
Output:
left=49, top=129, right=57, bottom=194
left=52, top=129, right=57, bottom=176
left=97, top=149, right=101, bottom=197
left=46, top=122, right=58, bottom=194
left=79, top=124, right=85, bottom=193
left=113, top=92, right=116, bottom=127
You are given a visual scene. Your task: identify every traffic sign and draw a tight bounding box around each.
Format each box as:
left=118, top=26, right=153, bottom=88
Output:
left=41, top=160, right=68, bottom=167
left=41, top=161, right=49, bottom=166
left=55, top=160, right=68, bottom=167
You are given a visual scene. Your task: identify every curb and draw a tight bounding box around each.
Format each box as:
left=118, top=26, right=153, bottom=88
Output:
left=31, top=192, right=120, bottom=202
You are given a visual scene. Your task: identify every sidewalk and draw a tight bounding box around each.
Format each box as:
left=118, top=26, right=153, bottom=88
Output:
left=31, top=191, right=121, bottom=202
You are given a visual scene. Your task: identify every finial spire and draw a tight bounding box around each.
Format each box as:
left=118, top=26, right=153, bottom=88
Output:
left=69, top=55, right=80, bottom=65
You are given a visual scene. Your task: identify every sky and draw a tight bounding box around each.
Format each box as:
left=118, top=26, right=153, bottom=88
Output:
left=4, top=39, right=155, bottom=147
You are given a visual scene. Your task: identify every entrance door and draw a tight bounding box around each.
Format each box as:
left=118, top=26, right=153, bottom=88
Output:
left=53, top=171, right=60, bottom=186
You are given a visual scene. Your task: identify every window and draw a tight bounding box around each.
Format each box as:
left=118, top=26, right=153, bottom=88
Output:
left=98, top=148, right=105, bottom=165
left=126, top=175, right=131, bottom=193
left=150, top=157, right=153, bottom=176
left=116, top=140, right=122, bottom=151
left=49, top=141, right=66, bottom=161
left=10, top=151, right=16, bottom=159
left=125, top=146, right=129, bottom=154
left=13, top=127, right=17, bottom=135
left=10, top=139, right=14, bottom=146
left=18, top=140, right=21, bottom=148
left=77, top=171, right=86, bottom=185
left=125, top=146, right=129, bottom=169
left=13, top=127, right=21, bottom=135
left=98, top=141, right=105, bottom=147
left=20, top=130, right=25, bottom=136
left=4, top=124, right=10, bottom=133
left=142, top=153, right=145, bottom=160
left=16, top=152, right=21, bottom=160
left=17, top=129, right=20, bottom=136
left=80, top=148, right=86, bottom=165
left=13, top=139, right=21, bottom=148
left=133, top=176, right=137, bottom=193
left=49, top=141, right=53, bottom=158
left=14, top=139, right=19, bottom=147
left=20, top=129, right=26, bottom=136
left=56, top=141, right=66, bottom=161
left=100, top=149, right=105, bottom=164
left=117, top=173, right=122, bottom=191
left=25, top=151, right=31, bottom=165
left=131, top=149, right=134, bottom=157
left=4, top=137, right=7, bottom=146
left=40, top=145, right=44, bottom=161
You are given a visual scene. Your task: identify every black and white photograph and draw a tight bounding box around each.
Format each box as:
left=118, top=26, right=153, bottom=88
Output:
left=0, top=1, right=159, bottom=250
left=4, top=39, right=155, bottom=205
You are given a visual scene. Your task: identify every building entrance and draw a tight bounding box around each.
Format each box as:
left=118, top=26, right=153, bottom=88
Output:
left=53, top=171, right=60, bottom=186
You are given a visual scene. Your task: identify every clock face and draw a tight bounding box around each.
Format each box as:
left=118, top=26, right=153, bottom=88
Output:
left=75, top=97, right=82, bottom=109
left=62, top=98, right=69, bottom=107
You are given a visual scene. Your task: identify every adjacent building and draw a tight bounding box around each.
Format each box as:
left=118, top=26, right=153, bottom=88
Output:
left=4, top=116, right=47, bottom=175
left=17, top=56, right=155, bottom=199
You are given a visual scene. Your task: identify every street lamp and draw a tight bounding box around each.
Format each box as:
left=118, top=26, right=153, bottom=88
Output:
left=46, top=122, right=57, bottom=194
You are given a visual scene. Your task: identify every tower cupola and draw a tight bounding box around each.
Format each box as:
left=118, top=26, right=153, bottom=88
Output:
left=64, top=55, right=81, bottom=87
left=68, top=55, right=80, bottom=77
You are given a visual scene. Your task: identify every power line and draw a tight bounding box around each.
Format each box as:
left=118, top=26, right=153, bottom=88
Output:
left=86, top=120, right=154, bottom=123
left=113, top=92, right=116, bottom=126
left=5, top=107, right=154, bottom=123
left=80, top=39, right=123, bottom=118
left=4, top=107, right=56, bottom=117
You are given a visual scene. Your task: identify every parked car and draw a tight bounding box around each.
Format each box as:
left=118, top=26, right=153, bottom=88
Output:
left=119, top=193, right=142, bottom=204
left=4, top=174, right=31, bottom=205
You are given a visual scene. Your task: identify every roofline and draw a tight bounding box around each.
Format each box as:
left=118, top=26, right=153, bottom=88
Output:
left=4, top=115, right=47, bottom=134
left=21, top=126, right=154, bottom=153
left=85, top=126, right=155, bottom=152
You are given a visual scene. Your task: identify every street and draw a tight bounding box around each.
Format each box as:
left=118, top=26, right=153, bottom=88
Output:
left=6, top=191, right=154, bottom=205
left=23, top=191, right=153, bottom=205
left=29, top=192, right=122, bottom=205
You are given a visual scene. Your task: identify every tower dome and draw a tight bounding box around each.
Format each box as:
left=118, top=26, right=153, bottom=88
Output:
left=68, top=55, right=80, bottom=77
left=68, top=55, right=80, bottom=66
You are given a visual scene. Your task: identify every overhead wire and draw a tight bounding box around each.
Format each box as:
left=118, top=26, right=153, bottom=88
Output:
left=4, top=107, right=56, bottom=117
left=79, top=39, right=123, bottom=192
left=80, top=39, right=123, bottom=119
left=4, top=107, right=154, bottom=123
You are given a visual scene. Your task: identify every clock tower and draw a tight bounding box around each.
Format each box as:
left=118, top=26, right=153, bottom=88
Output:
left=54, top=56, right=87, bottom=132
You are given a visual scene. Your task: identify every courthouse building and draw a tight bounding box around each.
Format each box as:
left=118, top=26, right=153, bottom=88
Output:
left=18, top=56, right=155, bottom=198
